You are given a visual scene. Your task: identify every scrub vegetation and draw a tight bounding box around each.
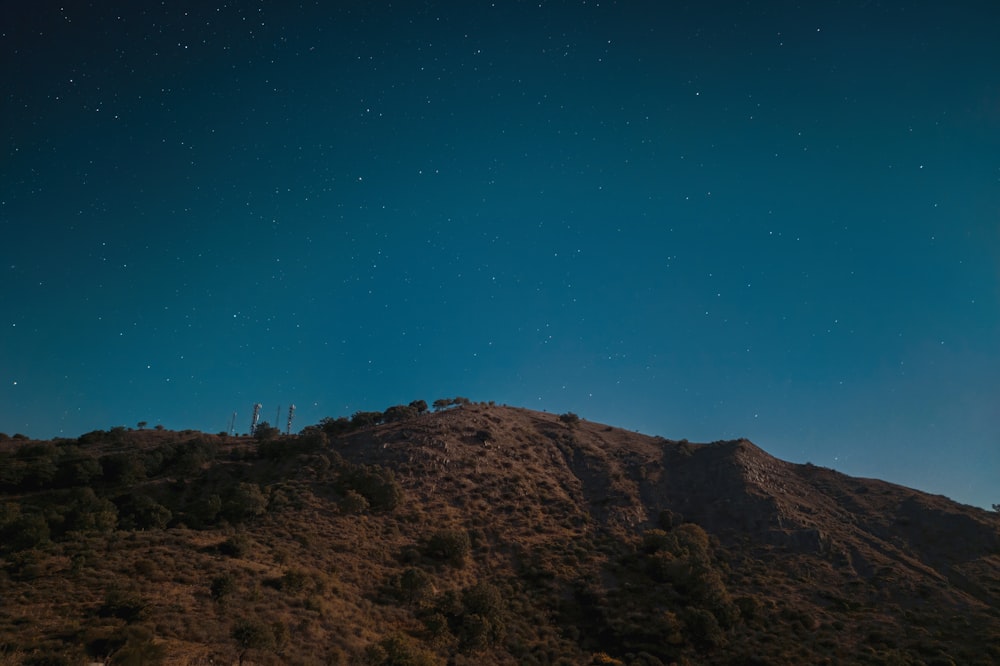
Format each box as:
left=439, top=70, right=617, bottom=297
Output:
left=1, top=403, right=998, bottom=665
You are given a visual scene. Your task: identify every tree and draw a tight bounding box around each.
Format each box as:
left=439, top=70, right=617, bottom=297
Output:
left=318, top=416, right=351, bottom=436
left=129, top=494, right=172, bottom=530
left=136, top=421, right=147, bottom=431
left=409, top=399, right=428, bottom=414
left=223, top=483, right=268, bottom=524
left=351, top=411, right=384, bottom=428
left=433, top=397, right=471, bottom=411
left=253, top=421, right=280, bottom=441
left=383, top=404, right=418, bottom=423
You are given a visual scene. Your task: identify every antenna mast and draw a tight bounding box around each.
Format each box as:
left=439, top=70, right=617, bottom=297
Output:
left=286, top=404, right=296, bottom=435
left=250, top=403, right=262, bottom=436
left=228, top=411, right=237, bottom=436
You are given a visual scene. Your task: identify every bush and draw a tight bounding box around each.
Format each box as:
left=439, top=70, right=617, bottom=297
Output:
left=222, top=482, right=268, bottom=524
left=340, top=490, right=370, bottom=514
left=211, top=573, right=236, bottom=602
left=127, top=495, right=172, bottom=530
left=101, top=452, right=145, bottom=487
left=108, top=625, right=165, bottom=665
left=395, top=567, right=432, bottom=606
left=62, top=486, right=118, bottom=534
left=559, top=412, right=580, bottom=426
left=341, top=465, right=403, bottom=512
left=219, top=533, right=253, bottom=557
left=2, top=511, right=50, bottom=552
left=279, top=568, right=312, bottom=594
left=364, top=633, right=442, bottom=666
left=445, top=582, right=507, bottom=652
left=682, top=607, right=726, bottom=648
left=425, top=529, right=471, bottom=567
left=383, top=404, right=419, bottom=423
left=99, top=588, right=147, bottom=623
left=231, top=618, right=276, bottom=661
left=351, top=411, right=384, bottom=429
left=253, top=422, right=280, bottom=441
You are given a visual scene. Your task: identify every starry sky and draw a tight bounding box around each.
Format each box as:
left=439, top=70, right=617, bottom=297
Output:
left=2, top=1, right=998, bottom=508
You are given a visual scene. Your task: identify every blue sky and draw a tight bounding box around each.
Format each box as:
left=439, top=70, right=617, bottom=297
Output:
left=2, top=1, right=998, bottom=508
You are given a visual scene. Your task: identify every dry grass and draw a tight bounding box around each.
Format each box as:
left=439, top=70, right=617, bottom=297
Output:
left=1, top=404, right=999, bottom=665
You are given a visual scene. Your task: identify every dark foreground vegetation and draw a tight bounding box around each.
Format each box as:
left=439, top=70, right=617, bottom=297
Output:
left=1, top=402, right=998, bottom=665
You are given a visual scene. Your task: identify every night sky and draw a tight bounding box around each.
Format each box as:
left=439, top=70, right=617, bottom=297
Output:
left=2, top=1, right=998, bottom=509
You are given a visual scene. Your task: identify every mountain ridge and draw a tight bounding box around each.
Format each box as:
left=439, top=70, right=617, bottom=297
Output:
left=1, top=403, right=997, bottom=664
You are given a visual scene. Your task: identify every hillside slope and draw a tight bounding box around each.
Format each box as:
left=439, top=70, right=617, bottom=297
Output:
left=1, top=403, right=998, bottom=665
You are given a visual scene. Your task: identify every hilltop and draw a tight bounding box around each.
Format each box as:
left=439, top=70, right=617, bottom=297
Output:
left=1, top=402, right=998, bottom=665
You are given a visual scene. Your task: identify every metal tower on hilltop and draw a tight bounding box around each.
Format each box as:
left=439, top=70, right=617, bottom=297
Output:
left=250, top=403, right=262, bottom=435
left=228, top=411, right=237, bottom=436
left=286, top=404, right=296, bottom=435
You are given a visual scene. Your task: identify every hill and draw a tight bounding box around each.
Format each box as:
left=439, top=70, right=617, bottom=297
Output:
left=1, top=403, right=998, bottom=665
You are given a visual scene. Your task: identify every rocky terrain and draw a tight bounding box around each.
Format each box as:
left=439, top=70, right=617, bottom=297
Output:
left=1, top=402, right=997, bottom=665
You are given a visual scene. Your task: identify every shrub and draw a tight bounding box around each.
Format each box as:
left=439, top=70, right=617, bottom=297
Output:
left=396, top=567, right=432, bottom=606
left=279, top=568, right=311, bottom=594
left=128, top=495, right=172, bottom=530
left=453, top=582, right=507, bottom=652
left=383, top=404, right=419, bottom=423
left=219, top=533, right=253, bottom=557
left=340, top=490, right=370, bottom=514
left=232, top=618, right=276, bottom=663
left=351, top=411, right=384, bottom=429
left=641, top=529, right=673, bottom=554
left=253, top=422, right=280, bottom=441
left=2, top=511, right=50, bottom=552
left=222, top=482, right=268, bottom=524
left=99, top=588, right=147, bottom=623
left=62, top=487, right=118, bottom=534
left=101, top=452, right=145, bottom=487
left=682, top=607, right=726, bottom=648
left=341, top=464, right=403, bottom=512
left=364, top=633, right=442, bottom=666
left=559, top=412, right=580, bottom=426
left=107, top=625, right=165, bottom=665
left=425, top=529, right=471, bottom=567
left=211, top=573, right=236, bottom=602
left=318, top=416, right=352, bottom=436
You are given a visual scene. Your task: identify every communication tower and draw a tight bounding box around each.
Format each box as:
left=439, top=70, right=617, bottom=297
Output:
left=228, top=411, right=237, bottom=436
left=286, top=404, right=296, bottom=435
left=250, top=403, right=262, bottom=435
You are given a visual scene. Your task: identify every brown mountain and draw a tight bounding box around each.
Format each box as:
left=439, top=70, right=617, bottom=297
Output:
left=1, top=403, right=997, bottom=665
